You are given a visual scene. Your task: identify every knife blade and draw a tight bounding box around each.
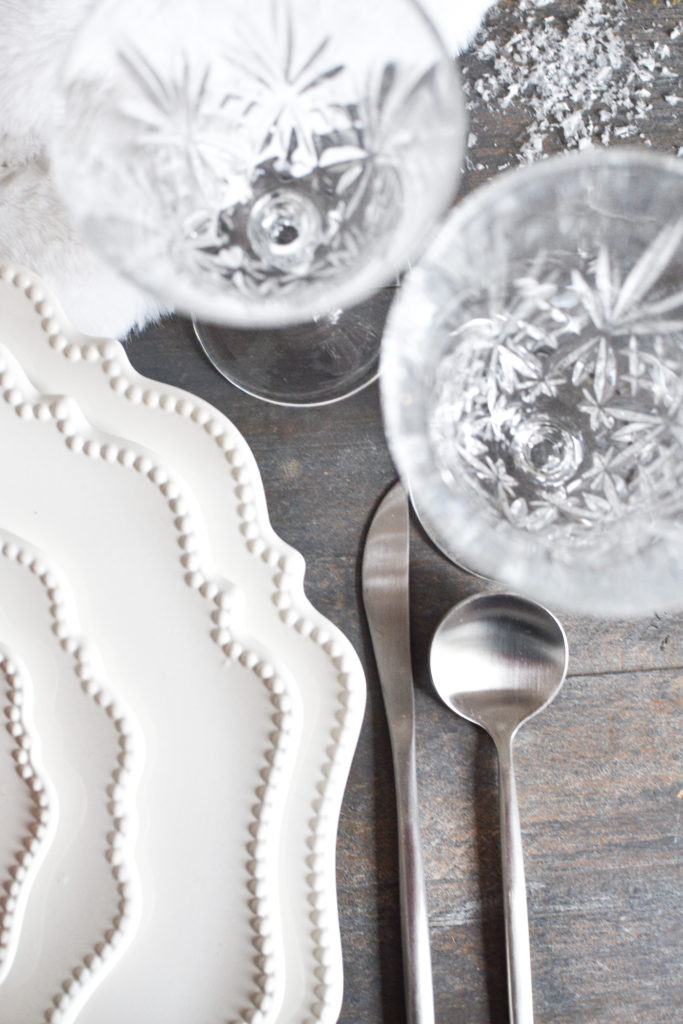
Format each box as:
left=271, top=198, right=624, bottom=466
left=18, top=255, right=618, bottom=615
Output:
left=361, top=480, right=435, bottom=1024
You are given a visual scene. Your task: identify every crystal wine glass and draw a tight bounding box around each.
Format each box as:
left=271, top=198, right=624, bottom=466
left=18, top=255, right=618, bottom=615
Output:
left=380, top=147, right=683, bottom=616
left=49, top=0, right=465, bottom=404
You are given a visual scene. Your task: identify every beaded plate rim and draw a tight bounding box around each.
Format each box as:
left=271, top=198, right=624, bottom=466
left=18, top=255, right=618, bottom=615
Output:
left=0, top=263, right=367, bottom=1024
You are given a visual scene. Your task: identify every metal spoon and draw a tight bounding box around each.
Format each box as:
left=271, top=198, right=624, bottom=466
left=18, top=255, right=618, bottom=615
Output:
left=429, top=593, right=568, bottom=1024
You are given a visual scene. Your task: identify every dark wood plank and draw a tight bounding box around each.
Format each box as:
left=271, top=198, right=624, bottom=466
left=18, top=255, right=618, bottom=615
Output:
left=126, top=1, right=682, bottom=1021
left=418, top=667, right=682, bottom=1023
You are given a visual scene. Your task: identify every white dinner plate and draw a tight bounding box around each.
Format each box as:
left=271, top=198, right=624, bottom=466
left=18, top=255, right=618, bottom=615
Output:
left=0, top=264, right=366, bottom=1024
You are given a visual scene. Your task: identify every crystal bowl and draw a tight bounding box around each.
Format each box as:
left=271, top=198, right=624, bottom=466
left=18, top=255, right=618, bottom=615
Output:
left=49, top=0, right=465, bottom=327
left=381, top=148, right=683, bottom=616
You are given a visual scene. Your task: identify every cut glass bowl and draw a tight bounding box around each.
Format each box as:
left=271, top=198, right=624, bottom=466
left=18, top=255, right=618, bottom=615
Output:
left=381, top=148, right=683, bottom=616
left=49, top=0, right=465, bottom=328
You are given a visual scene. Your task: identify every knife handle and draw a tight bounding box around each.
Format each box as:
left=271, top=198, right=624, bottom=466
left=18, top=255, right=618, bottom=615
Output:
left=392, top=733, right=435, bottom=1024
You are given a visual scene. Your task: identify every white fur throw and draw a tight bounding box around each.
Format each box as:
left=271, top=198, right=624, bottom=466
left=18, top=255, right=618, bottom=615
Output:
left=0, top=0, right=497, bottom=339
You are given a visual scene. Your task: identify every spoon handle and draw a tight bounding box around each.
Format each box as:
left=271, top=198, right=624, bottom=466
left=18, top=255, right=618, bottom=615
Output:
left=496, top=736, right=534, bottom=1024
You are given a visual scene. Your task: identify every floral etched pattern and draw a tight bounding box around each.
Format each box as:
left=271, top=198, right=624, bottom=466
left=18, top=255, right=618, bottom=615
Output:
left=430, top=216, right=683, bottom=565
left=53, top=0, right=463, bottom=323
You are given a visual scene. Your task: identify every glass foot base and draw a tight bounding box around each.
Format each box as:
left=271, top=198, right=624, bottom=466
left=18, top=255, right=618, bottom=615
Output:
left=407, top=481, right=493, bottom=582
left=193, top=285, right=397, bottom=407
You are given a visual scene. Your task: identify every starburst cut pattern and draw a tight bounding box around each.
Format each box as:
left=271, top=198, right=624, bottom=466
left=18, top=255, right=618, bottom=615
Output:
left=430, top=217, right=683, bottom=564
left=224, top=0, right=350, bottom=177
left=101, top=0, right=452, bottom=299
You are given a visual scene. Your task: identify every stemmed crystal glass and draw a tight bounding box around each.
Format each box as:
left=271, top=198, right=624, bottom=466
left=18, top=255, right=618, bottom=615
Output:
left=381, top=148, right=683, bottom=616
left=49, top=0, right=465, bottom=404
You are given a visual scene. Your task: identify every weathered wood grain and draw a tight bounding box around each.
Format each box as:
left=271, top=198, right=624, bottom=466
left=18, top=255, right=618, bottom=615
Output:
left=126, top=1, right=682, bottom=1020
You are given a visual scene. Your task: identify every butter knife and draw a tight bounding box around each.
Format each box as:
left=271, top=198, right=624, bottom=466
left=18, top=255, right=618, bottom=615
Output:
left=362, top=480, right=435, bottom=1024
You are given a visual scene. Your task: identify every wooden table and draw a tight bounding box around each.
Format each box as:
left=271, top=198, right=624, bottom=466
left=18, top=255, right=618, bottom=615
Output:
left=127, top=2, right=682, bottom=1020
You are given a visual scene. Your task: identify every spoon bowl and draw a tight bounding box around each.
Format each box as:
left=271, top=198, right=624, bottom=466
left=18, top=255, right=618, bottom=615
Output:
left=430, top=593, right=568, bottom=741
left=430, top=592, right=568, bottom=1024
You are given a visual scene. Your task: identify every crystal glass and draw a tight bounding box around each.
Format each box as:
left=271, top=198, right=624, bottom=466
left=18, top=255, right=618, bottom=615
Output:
left=49, top=0, right=465, bottom=403
left=380, top=148, right=683, bottom=616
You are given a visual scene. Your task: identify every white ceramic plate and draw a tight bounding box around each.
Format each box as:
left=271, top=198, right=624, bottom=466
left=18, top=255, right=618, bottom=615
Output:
left=0, top=530, right=146, bottom=1022
left=0, top=265, right=366, bottom=1024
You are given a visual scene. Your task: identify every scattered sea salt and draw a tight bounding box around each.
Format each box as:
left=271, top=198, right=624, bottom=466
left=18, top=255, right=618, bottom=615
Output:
left=460, top=0, right=682, bottom=169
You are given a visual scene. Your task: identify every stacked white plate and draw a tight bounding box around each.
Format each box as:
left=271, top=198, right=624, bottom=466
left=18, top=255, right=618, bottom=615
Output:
left=0, top=263, right=366, bottom=1024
